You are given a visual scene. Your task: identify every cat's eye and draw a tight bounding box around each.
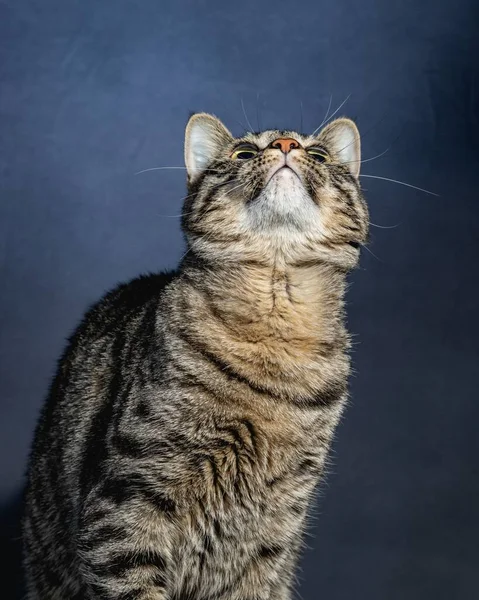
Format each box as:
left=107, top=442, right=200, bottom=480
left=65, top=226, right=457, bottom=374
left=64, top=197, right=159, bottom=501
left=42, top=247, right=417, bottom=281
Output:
left=307, top=148, right=330, bottom=163
left=231, top=145, right=258, bottom=160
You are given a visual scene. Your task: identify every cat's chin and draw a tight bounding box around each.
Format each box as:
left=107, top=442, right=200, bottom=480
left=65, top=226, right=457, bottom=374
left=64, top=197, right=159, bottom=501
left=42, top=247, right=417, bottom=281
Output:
left=263, top=165, right=305, bottom=196
left=244, top=173, right=319, bottom=234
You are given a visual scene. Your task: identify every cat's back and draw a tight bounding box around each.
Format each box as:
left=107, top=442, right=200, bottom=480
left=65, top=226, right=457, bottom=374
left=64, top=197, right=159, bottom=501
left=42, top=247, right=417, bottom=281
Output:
left=23, top=271, right=177, bottom=598
left=28, top=269, right=178, bottom=468
left=73, top=270, right=178, bottom=344
left=36, top=271, right=176, bottom=420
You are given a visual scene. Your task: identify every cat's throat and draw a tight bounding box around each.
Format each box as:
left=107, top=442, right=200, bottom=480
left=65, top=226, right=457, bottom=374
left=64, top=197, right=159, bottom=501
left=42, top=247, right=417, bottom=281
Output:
left=170, top=262, right=351, bottom=403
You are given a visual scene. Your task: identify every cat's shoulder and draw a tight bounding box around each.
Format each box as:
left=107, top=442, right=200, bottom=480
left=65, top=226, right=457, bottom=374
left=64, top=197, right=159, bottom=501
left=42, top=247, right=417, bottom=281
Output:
left=72, top=270, right=179, bottom=344
left=100, top=270, right=178, bottom=314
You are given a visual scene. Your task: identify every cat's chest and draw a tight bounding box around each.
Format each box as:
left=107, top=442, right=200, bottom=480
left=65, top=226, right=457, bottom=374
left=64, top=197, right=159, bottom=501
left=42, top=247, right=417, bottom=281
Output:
left=170, top=428, right=322, bottom=597
left=182, top=413, right=325, bottom=524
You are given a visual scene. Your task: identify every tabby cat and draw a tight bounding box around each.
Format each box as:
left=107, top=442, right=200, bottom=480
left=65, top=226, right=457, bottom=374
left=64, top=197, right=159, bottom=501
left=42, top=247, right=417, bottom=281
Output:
left=23, top=112, right=369, bottom=600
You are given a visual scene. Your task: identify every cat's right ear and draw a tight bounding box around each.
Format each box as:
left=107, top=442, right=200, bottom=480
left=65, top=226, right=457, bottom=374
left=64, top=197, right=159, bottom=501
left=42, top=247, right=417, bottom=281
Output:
left=184, top=113, right=233, bottom=181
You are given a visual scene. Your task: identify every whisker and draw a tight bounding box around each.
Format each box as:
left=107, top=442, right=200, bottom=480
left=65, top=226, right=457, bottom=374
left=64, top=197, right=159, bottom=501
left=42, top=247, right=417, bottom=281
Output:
left=360, top=174, right=439, bottom=196
left=178, top=227, right=223, bottom=263
left=359, top=148, right=390, bottom=164
left=369, top=221, right=402, bottom=229
left=179, top=243, right=193, bottom=262
left=231, top=117, right=249, bottom=131
left=241, top=97, right=254, bottom=132
left=299, top=100, right=304, bottom=133
left=337, top=124, right=406, bottom=167
left=256, top=92, right=262, bottom=131
left=362, top=244, right=383, bottom=262
left=155, top=177, right=241, bottom=219
left=136, top=166, right=222, bottom=176
left=215, top=180, right=245, bottom=198
left=317, top=94, right=333, bottom=132
left=135, top=166, right=188, bottom=174
left=312, top=94, right=351, bottom=136
left=333, top=114, right=389, bottom=159
left=179, top=202, right=236, bottom=262
left=316, top=94, right=351, bottom=134
left=342, top=147, right=390, bottom=166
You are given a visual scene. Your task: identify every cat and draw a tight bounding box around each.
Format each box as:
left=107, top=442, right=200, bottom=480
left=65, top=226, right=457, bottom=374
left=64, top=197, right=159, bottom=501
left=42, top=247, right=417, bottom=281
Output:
left=23, top=112, right=369, bottom=600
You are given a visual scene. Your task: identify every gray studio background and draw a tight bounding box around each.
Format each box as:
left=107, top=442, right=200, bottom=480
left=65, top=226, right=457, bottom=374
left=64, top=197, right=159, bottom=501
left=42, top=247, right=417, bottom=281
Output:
left=1, top=0, right=479, bottom=598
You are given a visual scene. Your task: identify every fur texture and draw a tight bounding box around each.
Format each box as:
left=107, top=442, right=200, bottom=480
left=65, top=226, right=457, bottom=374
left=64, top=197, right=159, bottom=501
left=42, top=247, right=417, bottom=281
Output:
left=23, top=113, right=369, bottom=600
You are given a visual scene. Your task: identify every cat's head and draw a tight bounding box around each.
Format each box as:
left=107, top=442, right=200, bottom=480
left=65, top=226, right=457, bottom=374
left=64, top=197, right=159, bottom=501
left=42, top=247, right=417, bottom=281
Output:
left=182, top=113, right=369, bottom=270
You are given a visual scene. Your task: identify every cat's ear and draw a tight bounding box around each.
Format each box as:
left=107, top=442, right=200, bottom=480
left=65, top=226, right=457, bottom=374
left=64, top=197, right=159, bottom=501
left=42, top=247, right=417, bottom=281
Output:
left=185, top=113, right=233, bottom=180
left=318, top=118, right=361, bottom=178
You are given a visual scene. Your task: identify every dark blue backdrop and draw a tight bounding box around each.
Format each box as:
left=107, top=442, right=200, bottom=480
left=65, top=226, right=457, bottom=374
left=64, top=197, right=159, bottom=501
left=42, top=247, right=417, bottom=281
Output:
left=1, top=1, right=478, bottom=598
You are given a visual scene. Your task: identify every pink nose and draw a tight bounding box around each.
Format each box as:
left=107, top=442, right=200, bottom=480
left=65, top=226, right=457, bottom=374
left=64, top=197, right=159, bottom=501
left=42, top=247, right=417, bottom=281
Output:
left=271, top=138, right=300, bottom=153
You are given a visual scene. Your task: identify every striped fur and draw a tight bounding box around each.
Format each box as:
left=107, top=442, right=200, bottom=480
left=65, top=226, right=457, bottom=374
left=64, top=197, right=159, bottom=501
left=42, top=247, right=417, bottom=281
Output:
left=23, top=114, right=369, bottom=599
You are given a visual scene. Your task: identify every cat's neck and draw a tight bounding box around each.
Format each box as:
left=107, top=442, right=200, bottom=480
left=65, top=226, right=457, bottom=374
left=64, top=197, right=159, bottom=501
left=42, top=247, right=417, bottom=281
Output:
left=174, top=257, right=351, bottom=402
left=180, top=256, right=348, bottom=332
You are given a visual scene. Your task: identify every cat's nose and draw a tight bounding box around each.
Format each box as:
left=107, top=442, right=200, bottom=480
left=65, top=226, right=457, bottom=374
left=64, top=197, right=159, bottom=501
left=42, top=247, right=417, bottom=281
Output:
left=270, top=138, right=301, bottom=153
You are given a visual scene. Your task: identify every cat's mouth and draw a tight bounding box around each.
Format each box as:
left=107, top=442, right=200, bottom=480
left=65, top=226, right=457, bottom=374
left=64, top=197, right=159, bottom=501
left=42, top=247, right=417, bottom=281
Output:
left=267, top=163, right=302, bottom=186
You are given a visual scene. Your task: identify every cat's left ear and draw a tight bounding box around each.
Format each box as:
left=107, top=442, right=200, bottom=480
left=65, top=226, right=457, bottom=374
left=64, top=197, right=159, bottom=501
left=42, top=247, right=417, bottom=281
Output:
left=185, top=113, right=233, bottom=181
left=318, top=118, right=361, bottom=178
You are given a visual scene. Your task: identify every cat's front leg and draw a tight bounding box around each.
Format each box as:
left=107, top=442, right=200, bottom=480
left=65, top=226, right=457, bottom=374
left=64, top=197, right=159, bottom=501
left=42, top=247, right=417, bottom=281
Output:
left=78, top=479, right=175, bottom=600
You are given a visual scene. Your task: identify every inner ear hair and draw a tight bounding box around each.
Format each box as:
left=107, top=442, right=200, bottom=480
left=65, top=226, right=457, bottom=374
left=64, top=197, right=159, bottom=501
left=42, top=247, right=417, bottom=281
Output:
left=184, top=113, right=233, bottom=181
left=318, top=118, right=361, bottom=178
